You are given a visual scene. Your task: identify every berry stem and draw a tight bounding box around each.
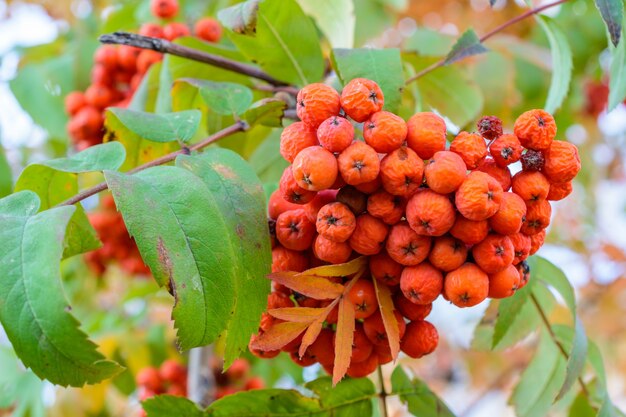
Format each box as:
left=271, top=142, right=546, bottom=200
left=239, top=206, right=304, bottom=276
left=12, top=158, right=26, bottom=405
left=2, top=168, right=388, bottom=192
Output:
left=405, top=0, right=570, bottom=84
left=187, top=345, right=217, bottom=406
left=55, top=121, right=248, bottom=207
left=530, top=293, right=593, bottom=402
left=377, top=366, right=390, bottom=417
left=99, top=32, right=288, bottom=86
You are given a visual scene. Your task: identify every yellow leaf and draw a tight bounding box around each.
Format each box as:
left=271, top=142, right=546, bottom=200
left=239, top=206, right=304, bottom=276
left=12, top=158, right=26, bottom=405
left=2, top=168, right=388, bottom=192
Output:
left=269, top=271, right=343, bottom=300
left=373, top=278, right=401, bottom=361
left=301, top=256, right=367, bottom=277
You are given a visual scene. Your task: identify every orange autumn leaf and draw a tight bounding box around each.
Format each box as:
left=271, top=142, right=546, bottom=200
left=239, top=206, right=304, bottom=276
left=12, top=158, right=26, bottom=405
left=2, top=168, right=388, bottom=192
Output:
left=333, top=295, right=355, bottom=385
left=298, top=301, right=337, bottom=358
left=268, top=271, right=344, bottom=300
left=249, top=321, right=308, bottom=351
left=268, top=307, right=325, bottom=322
left=373, top=278, right=401, bottom=361
left=300, top=256, right=367, bottom=278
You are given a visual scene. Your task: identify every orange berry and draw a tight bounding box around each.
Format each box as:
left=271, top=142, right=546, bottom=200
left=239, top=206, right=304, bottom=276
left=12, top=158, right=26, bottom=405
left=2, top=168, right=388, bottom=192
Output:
left=249, top=335, right=280, bottom=359
left=490, top=133, right=523, bottom=167
left=139, top=23, right=164, bottom=38
left=290, top=349, right=317, bottom=367
left=336, top=185, right=368, bottom=214
left=316, top=202, right=356, bottom=243
left=369, top=252, right=403, bottom=286
left=279, top=166, right=317, bottom=204
left=136, top=367, right=162, bottom=392
left=272, top=246, right=308, bottom=272
left=85, top=84, right=115, bottom=109
left=90, top=65, right=114, bottom=87
left=511, top=171, right=550, bottom=203
left=351, top=323, right=374, bottom=362
left=406, top=112, right=447, bottom=159
left=302, top=189, right=337, bottom=223
left=394, top=293, right=432, bottom=321
left=363, top=310, right=405, bottom=346
left=313, top=234, right=352, bottom=264
left=450, top=131, right=487, bottom=169
left=280, top=122, right=318, bottom=163
left=117, top=45, right=140, bottom=72
left=475, top=157, right=512, bottom=191
left=267, top=189, right=301, bottom=220
left=275, top=209, right=315, bottom=251
left=449, top=216, right=488, bottom=245
left=400, top=262, right=443, bottom=305
left=194, top=18, right=222, bottom=43
left=514, top=109, right=556, bottom=151
left=354, top=176, right=382, bottom=194
left=400, top=320, right=438, bottom=358
left=488, top=264, right=520, bottom=299
left=340, top=78, right=384, bottom=122
left=379, top=147, right=424, bottom=197
left=367, top=191, right=405, bottom=225
left=424, top=150, right=467, bottom=194
left=489, top=192, right=527, bottom=235
left=406, top=189, right=456, bottom=236
left=455, top=171, right=503, bottom=221
left=292, top=146, right=338, bottom=191
left=521, top=199, right=551, bottom=236
left=349, top=214, right=389, bottom=256
left=267, top=291, right=294, bottom=309
left=337, top=141, right=380, bottom=185
left=542, top=141, right=581, bottom=183
left=163, top=22, right=190, bottom=41
left=346, top=351, right=378, bottom=378
left=385, top=222, right=432, bottom=266
left=151, top=0, right=179, bottom=18
left=517, top=260, right=531, bottom=289
left=65, top=91, right=86, bottom=116
left=309, top=329, right=335, bottom=366
left=428, top=236, right=468, bottom=272
left=297, top=83, right=341, bottom=129
left=472, top=234, right=514, bottom=274
left=443, top=263, right=489, bottom=307
left=94, top=46, right=118, bottom=69
left=348, top=279, right=378, bottom=319
left=317, top=116, right=354, bottom=153
left=547, top=181, right=573, bottom=201
left=72, top=106, right=104, bottom=138
left=136, top=50, right=162, bottom=74
left=510, top=232, right=531, bottom=265
left=363, top=111, right=407, bottom=153
left=159, top=359, right=187, bottom=385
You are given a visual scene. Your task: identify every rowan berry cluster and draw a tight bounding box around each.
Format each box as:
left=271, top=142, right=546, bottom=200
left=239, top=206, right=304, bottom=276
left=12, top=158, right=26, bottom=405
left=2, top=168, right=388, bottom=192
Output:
left=253, top=78, right=581, bottom=378
left=85, top=194, right=150, bottom=276
left=64, top=0, right=221, bottom=149
left=136, top=358, right=262, bottom=415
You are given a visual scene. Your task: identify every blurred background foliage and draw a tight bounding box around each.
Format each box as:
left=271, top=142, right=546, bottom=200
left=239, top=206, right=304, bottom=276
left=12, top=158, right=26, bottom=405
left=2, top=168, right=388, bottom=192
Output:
left=1, top=0, right=625, bottom=416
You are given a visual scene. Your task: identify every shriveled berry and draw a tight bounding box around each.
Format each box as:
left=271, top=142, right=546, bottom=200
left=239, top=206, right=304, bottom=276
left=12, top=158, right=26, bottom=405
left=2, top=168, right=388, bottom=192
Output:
left=520, top=149, right=545, bottom=172
left=406, top=112, right=447, bottom=159
left=317, top=116, right=354, bottom=153
left=363, top=111, right=407, bottom=153
left=477, top=115, right=503, bottom=140
left=297, top=83, right=341, bottom=129
left=340, top=78, right=384, bottom=122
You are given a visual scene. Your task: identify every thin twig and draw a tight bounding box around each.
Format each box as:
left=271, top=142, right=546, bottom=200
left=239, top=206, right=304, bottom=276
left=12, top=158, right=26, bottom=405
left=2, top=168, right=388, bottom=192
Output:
left=405, top=0, right=570, bottom=84
left=253, top=84, right=300, bottom=95
left=99, top=32, right=288, bottom=86
left=530, top=293, right=592, bottom=399
left=377, top=366, right=390, bottom=417
left=55, top=121, right=248, bottom=207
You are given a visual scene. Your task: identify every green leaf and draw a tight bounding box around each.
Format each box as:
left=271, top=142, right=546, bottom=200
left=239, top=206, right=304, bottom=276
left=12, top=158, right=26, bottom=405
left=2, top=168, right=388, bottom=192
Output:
left=0, top=201, right=123, bottom=386
left=248, top=130, right=289, bottom=184
left=143, top=395, right=205, bottom=417
left=297, top=0, right=355, bottom=48
left=224, top=0, right=325, bottom=86
left=0, top=346, right=45, bottom=417
left=129, top=63, right=161, bottom=112
left=404, top=54, right=483, bottom=128
left=568, top=391, right=596, bottom=417
left=178, top=79, right=253, bottom=116
left=106, top=108, right=201, bottom=143
left=245, top=98, right=288, bottom=127
left=536, top=16, right=573, bottom=113
left=0, top=148, right=13, bottom=198
left=332, top=48, right=404, bottom=113
left=510, top=330, right=567, bottom=417
left=207, top=389, right=320, bottom=416
left=305, top=376, right=376, bottom=416
left=608, top=24, right=626, bottom=111
left=0, top=190, right=40, bottom=216
left=390, top=366, right=456, bottom=417
left=217, top=0, right=260, bottom=35
left=176, top=148, right=271, bottom=366
left=444, top=29, right=488, bottom=65
left=15, top=165, right=100, bottom=258
left=404, top=28, right=454, bottom=57
left=39, top=142, right=126, bottom=173
left=155, top=55, right=174, bottom=114
left=531, top=256, right=588, bottom=400
left=594, top=0, right=623, bottom=47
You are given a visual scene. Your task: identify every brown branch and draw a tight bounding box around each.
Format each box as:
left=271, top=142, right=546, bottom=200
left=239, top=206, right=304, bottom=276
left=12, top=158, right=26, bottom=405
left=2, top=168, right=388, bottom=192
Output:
left=55, top=121, right=248, bottom=207
left=530, top=293, right=592, bottom=400
left=99, top=32, right=288, bottom=86
left=405, top=0, right=570, bottom=84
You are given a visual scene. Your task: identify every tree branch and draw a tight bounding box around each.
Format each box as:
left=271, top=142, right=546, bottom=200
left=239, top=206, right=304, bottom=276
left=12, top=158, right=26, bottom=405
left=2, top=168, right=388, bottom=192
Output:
left=55, top=121, right=248, bottom=207
left=187, top=346, right=216, bottom=407
left=405, top=0, right=570, bottom=84
left=99, top=32, right=288, bottom=86
left=377, top=366, right=390, bottom=417
left=530, top=293, right=592, bottom=400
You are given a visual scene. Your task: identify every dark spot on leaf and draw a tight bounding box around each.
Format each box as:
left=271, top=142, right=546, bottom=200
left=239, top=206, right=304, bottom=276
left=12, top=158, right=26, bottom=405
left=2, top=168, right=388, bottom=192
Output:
left=64, top=305, right=72, bottom=312
left=158, top=238, right=176, bottom=303
left=236, top=224, right=245, bottom=238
